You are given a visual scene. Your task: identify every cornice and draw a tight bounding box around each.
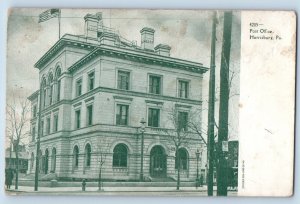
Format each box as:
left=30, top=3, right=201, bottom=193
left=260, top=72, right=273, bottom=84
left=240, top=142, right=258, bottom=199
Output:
left=68, top=46, right=209, bottom=74
left=34, top=35, right=97, bottom=69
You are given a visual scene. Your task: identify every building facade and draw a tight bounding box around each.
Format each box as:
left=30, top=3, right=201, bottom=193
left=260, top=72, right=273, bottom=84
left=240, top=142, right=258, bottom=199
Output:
left=28, top=13, right=208, bottom=182
left=5, top=143, right=29, bottom=174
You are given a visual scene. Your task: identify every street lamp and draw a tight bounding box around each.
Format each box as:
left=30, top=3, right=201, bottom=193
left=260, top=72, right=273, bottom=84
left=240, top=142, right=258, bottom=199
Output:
left=139, top=118, right=146, bottom=181
left=195, top=149, right=200, bottom=180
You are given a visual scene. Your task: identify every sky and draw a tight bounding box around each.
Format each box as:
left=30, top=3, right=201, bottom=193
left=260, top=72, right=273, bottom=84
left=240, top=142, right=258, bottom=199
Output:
left=6, top=8, right=240, bottom=142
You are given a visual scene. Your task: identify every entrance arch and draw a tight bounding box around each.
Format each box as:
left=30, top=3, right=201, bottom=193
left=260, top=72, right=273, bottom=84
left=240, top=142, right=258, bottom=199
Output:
left=150, top=145, right=167, bottom=178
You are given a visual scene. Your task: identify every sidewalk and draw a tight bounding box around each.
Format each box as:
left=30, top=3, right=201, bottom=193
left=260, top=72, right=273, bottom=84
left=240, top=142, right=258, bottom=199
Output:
left=5, top=185, right=217, bottom=196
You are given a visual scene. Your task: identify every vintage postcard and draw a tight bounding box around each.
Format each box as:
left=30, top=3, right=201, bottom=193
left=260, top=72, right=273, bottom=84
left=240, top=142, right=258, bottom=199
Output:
left=5, top=9, right=295, bottom=196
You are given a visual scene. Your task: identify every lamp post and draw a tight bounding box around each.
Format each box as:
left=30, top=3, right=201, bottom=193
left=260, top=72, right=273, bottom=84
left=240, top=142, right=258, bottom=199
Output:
left=139, top=118, right=146, bottom=181
left=196, top=149, right=200, bottom=180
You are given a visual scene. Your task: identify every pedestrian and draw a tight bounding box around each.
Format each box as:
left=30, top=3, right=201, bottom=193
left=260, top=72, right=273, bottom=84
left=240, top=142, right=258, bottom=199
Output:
left=82, top=179, right=86, bottom=191
left=199, top=174, right=204, bottom=187
left=5, top=168, right=14, bottom=189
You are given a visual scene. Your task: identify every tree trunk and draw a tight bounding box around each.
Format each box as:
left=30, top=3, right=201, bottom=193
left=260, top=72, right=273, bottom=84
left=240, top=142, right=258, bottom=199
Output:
left=176, top=150, right=180, bottom=190
left=15, top=145, right=19, bottom=190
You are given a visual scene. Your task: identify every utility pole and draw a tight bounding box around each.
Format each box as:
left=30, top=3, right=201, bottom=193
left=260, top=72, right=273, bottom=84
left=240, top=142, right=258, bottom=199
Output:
left=207, top=11, right=217, bottom=196
left=217, top=11, right=233, bottom=196
left=34, top=84, right=43, bottom=191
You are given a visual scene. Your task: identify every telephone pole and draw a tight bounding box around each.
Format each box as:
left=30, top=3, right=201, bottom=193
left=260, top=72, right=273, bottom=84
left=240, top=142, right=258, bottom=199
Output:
left=217, top=11, right=233, bottom=196
left=207, top=11, right=217, bottom=196
left=34, top=83, right=44, bottom=191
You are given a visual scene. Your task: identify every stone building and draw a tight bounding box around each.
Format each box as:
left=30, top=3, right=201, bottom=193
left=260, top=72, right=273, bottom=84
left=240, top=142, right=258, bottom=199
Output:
left=28, top=12, right=208, bottom=182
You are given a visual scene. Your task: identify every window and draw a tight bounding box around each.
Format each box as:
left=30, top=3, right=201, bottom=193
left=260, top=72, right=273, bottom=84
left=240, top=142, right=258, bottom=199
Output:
left=75, top=110, right=81, bottom=129
left=175, top=148, right=188, bottom=170
left=53, top=114, right=58, bottom=132
left=149, top=75, right=161, bottom=94
left=57, top=79, right=61, bottom=101
left=51, top=148, right=56, bottom=172
left=73, top=146, right=79, bottom=169
left=41, top=120, right=44, bottom=137
left=43, top=88, right=47, bottom=108
left=55, top=67, right=62, bottom=102
left=117, top=71, right=130, bottom=90
left=116, top=104, right=129, bottom=125
left=88, top=71, right=95, bottom=91
left=148, top=108, right=160, bottom=127
left=32, top=126, right=36, bottom=141
left=84, top=144, right=91, bottom=168
left=49, top=84, right=53, bottom=105
left=46, top=117, right=51, bottom=135
left=113, top=144, right=128, bottom=167
left=179, top=80, right=189, bottom=98
left=48, top=74, right=54, bottom=105
left=178, top=111, right=189, bottom=131
left=76, top=79, right=82, bottom=97
left=86, top=105, right=93, bottom=126
left=33, top=105, right=37, bottom=117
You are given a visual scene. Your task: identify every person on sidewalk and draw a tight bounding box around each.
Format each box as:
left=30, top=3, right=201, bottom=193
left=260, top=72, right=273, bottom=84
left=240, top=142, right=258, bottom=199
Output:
left=5, top=168, right=14, bottom=189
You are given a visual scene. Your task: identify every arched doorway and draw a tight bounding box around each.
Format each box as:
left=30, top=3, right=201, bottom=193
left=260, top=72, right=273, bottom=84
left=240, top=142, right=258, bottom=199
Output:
left=150, top=145, right=167, bottom=178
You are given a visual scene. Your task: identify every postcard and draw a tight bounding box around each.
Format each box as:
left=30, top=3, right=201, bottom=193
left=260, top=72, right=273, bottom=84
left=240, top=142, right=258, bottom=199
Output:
left=5, top=9, right=296, bottom=196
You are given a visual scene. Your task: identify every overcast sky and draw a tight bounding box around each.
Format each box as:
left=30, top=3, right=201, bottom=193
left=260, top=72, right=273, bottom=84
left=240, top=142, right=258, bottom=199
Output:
left=6, top=8, right=240, bottom=141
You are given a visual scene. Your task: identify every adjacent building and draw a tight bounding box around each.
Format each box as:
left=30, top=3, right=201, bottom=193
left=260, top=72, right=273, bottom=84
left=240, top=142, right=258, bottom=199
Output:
left=5, top=143, right=29, bottom=174
left=28, top=12, right=208, bottom=182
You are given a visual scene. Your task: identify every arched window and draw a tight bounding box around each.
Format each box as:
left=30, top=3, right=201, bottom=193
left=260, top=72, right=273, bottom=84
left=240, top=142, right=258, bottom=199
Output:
left=175, top=148, right=188, bottom=170
left=30, top=153, right=34, bottom=172
left=55, top=67, right=62, bottom=102
left=51, top=148, right=56, bottom=173
left=45, top=149, right=49, bottom=174
left=113, top=144, right=128, bottom=167
left=48, top=73, right=54, bottom=105
left=84, top=144, right=91, bottom=168
left=41, top=78, right=47, bottom=109
left=73, top=145, right=79, bottom=169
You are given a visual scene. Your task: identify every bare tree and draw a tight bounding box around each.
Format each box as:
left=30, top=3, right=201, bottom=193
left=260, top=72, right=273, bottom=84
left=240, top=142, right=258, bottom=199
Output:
left=6, top=96, right=30, bottom=190
left=96, top=137, right=110, bottom=191
left=164, top=107, right=191, bottom=190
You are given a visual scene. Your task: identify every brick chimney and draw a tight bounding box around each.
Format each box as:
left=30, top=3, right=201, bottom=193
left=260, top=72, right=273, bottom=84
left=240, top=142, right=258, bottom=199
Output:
left=140, top=27, right=155, bottom=50
left=84, top=12, right=102, bottom=39
left=154, top=44, right=171, bottom=57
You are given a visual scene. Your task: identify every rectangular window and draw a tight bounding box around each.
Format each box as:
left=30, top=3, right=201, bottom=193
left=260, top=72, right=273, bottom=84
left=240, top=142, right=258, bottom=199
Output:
left=76, top=79, right=82, bottom=97
left=179, top=80, right=189, bottom=98
left=32, top=126, right=36, bottom=141
left=46, top=117, right=51, bottom=135
left=53, top=114, right=58, bottom=132
left=75, top=110, right=81, bottom=129
left=116, top=104, right=129, bottom=125
left=86, top=105, right=93, bottom=126
left=178, top=111, right=188, bottom=131
left=149, top=75, right=161, bottom=94
left=117, top=71, right=130, bottom=90
left=148, top=108, right=160, bottom=127
left=88, top=71, right=95, bottom=91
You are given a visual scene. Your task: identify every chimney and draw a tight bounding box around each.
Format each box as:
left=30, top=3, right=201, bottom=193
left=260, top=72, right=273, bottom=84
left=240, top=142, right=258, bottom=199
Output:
left=154, top=44, right=171, bottom=57
left=140, top=27, right=155, bottom=50
left=84, top=12, right=102, bottom=39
